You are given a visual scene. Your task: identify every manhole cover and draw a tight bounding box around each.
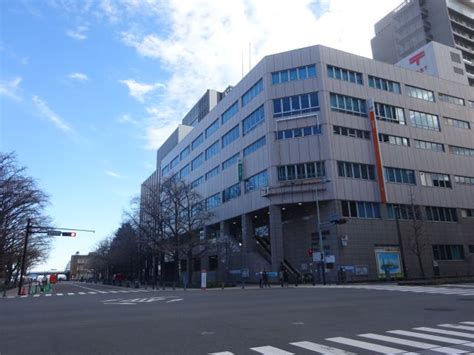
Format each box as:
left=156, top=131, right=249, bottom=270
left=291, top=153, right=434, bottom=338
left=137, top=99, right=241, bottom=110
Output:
left=424, top=307, right=455, bottom=312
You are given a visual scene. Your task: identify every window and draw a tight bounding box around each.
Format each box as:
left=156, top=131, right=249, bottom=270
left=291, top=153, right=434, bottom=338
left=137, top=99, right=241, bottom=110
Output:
left=191, top=153, right=204, bottom=171
left=170, top=155, right=179, bottom=169
left=222, top=182, right=241, bottom=202
left=338, top=161, right=375, bottom=181
left=454, top=175, right=474, bottom=185
left=245, top=170, right=268, bottom=193
left=461, top=209, right=474, bottom=218
left=445, top=117, right=470, bottom=130
left=243, top=136, right=266, bottom=156
left=180, top=164, right=190, bottom=178
left=192, top=133, right=204, bottom=150
left=272, top=64, right=316, bottom=84
left=333, top=125, right=370, bottom=140
left=222, top=153, right=240, bottom=170
left=242, top=105, right=265, bottom=135
left=384, top=167, right=416, bottom=185
left=180, top=146, right=190, bottom=160
left=469, top=100, right=474, bottom=108
left=242, top=78, right=263, bottom=106
left=375, top=102, right=405, bottom=124
left=409, top=110, right=440, bottom=131
left=414, top=140, right=444, bottom=152
left=205, top=166, right=220, bottom=180
left=406, top=85, right=435, bottom=102
left=206, top=193, right=221, bottom=210
left=277, top=161, right=325, bottom=181
left=205, top=140, right=220, bottom=160
left=379, top=133, right=409, bottom=147
left=420, top=171, right=451, bottom=188
left=439, top=93, right=465, bottom=106
left=276, top=125, right=321, bottom=140
left=368, top=75, right=401, bottom=93
left=432, top=245, right=464, bottom=260
left=221, top=101, right=238, bottom=124
left=273, top=92, right=319, bottom=118
left=161, top=164, right=170, bottom=177
left=327, top=65, right=363, bottom=85
left=387, top=204, right=420, bottom=220
left=191, top=176, right=204, bottom=188
left=330, top=93, right=366, bottom=117
left=341, top=200, right=381, bottom=218
left=222, top=125, right=240, bottom=148
left=205, top=119, right=219, bottom=139
left=449, top=145, right=474, bottom=157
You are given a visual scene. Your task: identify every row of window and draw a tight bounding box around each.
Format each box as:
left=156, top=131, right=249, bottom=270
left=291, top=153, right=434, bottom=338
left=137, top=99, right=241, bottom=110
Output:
left=384, top=167, right=416, bottom=185
left=272, top=64, right=316, bottom=84
left=330, top=93, right=367, bottom=117
left=222, top=125, right=240, bottom=148
left=242, top=79, right=263, bottom=107
left=439, top=93, right=465, bottom=106
left=206, top=170, right=269, bottom=208
left=379, top=133, right=409, bottom=147
left=342, top=200, right=461, bottom=223
left=414, top=139, right=444, bottom=152
left=449, top=145, right=474, bottom=157
left=243, top=136, right=266, bottom=157
left=433, top=245, right=464, bottom=261
left=273, top=92, right=319, bottom=118
left=445, top=117, right=470, bottom=130
left=455, top=175, right=474, bottom=185
left=409, top=110, right=440, bottom=131
left=338, top=161, right=375, bottom=181
left=368, top=75, right=401, bottom=93
left=243, top=105, right=265, bottom=135
left=375, top=102, right=405, bottom=124
left=333, top=125, right=370, bottom=140
left=406, top=85, right=435, bottom=102
left=277, top=161, right=325, bottom=181
left=420, top=171, right=451, bottom=188
left=327, top=65, right=363, bottom=85
left=275, top=125, right=321, bottom=140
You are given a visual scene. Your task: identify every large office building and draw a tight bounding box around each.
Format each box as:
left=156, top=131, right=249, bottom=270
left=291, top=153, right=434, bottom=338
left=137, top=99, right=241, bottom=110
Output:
left=371, top=0, right=474, bottom=86
left=142, top=43, right=474, bottom=283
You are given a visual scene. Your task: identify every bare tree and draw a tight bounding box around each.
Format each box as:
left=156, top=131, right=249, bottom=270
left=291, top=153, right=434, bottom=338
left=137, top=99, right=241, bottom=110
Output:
left=406, top=194, right=428, bottom=279
left=0, top=152, right=52, bottom=286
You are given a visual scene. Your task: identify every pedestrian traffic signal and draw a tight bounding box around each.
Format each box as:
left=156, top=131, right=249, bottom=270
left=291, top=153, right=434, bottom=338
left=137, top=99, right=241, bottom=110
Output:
left=61, top=232, right=77, bottom=237
left=307, top=247, right=313, bottom=257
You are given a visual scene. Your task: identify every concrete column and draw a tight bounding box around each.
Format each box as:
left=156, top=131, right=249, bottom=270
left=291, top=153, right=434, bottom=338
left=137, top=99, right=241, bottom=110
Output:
left=269, top=205, right=284, bottom=272
left=219, top=220, right=230, bottom=239
left=241, top=213, right=256, bottom=253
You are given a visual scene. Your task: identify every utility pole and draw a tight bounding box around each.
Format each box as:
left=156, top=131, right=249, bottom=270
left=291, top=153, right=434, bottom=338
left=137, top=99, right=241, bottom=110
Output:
left=18, top=219, right=31, bottom=296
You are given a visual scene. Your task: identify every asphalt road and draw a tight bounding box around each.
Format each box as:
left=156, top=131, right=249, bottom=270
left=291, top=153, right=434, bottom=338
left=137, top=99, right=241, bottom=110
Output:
left=1, top=281, right=474, bottom=355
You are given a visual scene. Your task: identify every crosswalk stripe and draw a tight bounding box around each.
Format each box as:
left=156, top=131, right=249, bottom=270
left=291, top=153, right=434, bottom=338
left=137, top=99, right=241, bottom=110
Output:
left=33, top=294, right=40, bottom=298
left=88, top=292, right=96, bottom=294
left=208, top=352, right=234, bottom=355
left=440, top=324, right=474, bottom=332
left=290, top=341, right=356, bottom=354
left=430, top=347, right=469, bottom=354
left=358, top=333, right=436, bottom=349
left=414, top=327, right=474, bottom=339
left=388, top=330, right=467, bottom=344
left=67, top=293, right=75, bottom=295
left=326, top=337, right=407, bottom=354
left=78, top=292, right=86, bottom=295
left=250, top=346, right=294, bottom=354
left=462, top=322, right=474, bottom=326
left=56, top=293, right=63, bottom=296
left=45, top=294, right=51, bottom=297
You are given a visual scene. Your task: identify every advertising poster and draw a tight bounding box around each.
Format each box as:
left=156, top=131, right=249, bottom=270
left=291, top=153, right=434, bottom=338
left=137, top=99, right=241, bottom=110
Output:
left=374, top=247, right=403, bottom=279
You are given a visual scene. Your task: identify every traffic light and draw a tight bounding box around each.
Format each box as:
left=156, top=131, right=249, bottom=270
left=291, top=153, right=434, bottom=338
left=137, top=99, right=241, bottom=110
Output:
left=307, top=247, right=313, bottom=257
left=61, top=232, right=77, bottom=237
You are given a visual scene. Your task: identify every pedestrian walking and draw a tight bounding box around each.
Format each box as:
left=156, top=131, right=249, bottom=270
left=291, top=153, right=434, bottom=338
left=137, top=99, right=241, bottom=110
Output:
left=262, top=269, right=270, bottom=288
left=259, top=270, right=263, bottom=288
left=283, top=269, right=289, bottom=288
left=279, top=270, right=284, bottom=287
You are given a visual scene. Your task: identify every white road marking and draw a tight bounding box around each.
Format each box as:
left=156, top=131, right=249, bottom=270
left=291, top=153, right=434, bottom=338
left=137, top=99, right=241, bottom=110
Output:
left=109, top=291, right=119, bottom=293
left=68, top=283, right=108, bottom=293
left=78, top=292, right=86, bottom=295
left=290, top=340, right=356, bottom=354
left=20, top=295, right=28, bottom=298
left=104, top=302, right=136, bottom=305
left=209, top=352, right=234, bottom=355
left=461, top=322, right=474, bottom=326
left=56, top=293, right=63, bottom=296
left=439, top=324, right=474, bottom=332
left=67, top=292, right=75, bottom=295
left=88, top=292, right=96, bottom=294
left=359, top=333, right=436, bottom=349
left=166, top=298, right=183, bottom=303
left=414, top=327, right=474, bottom=339
left=327, top=337, right=407, bottom=354
left=430, top=347, right=469, bottom=354
left=250, top=346, right=294, bottom=354
left=388, top=330, right=467, bottom=344
left=102, top=299, right=121, bottom=302
left=33, top=294, right=40, bottom=298
left=45, top=294, right=52, bottom=297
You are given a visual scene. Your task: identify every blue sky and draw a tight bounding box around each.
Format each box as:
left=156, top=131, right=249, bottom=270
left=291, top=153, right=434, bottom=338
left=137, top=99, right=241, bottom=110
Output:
left=0, top=0, right=399, bottom=271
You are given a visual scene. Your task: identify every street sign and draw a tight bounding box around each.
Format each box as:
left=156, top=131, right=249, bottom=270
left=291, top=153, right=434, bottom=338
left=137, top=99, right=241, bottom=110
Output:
left=47, top=230, right=62, bottom=236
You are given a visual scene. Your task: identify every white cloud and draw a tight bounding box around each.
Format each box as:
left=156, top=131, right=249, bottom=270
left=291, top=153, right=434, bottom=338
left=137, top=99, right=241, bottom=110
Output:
left=32, top=95, right=73, bottom=133
left=66, top=25, right=88, bottom=40
left=0, top=77, right=23, bottom=101
left=69, top=72, right=89, bottom=81
left=117, top=0, right=400, bottom=150
left=119, top=79, right=165, bottom=103
left=105, top=170, right=122, bottom=178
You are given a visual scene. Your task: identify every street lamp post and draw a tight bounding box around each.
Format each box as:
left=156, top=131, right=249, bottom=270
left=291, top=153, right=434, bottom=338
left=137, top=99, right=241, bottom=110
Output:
left=238, top=242, right=245, bottom=289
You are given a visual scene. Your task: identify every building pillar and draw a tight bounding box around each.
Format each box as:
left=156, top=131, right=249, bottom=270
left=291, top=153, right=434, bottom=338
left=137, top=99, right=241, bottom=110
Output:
left=241, top=213, right=256, bottom=253
left=269, top=205, right=284, bottom=272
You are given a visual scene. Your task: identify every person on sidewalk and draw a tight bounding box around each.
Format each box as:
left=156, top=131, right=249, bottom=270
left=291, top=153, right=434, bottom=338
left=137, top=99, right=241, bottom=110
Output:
left=283, top=269, right=289, bottom=288
left=262, top=269, right=270, bottom=288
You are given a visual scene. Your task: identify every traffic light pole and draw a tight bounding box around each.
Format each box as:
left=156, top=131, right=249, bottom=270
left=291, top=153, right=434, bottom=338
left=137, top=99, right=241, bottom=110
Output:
left=17, top=219, right=31, bottom=296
